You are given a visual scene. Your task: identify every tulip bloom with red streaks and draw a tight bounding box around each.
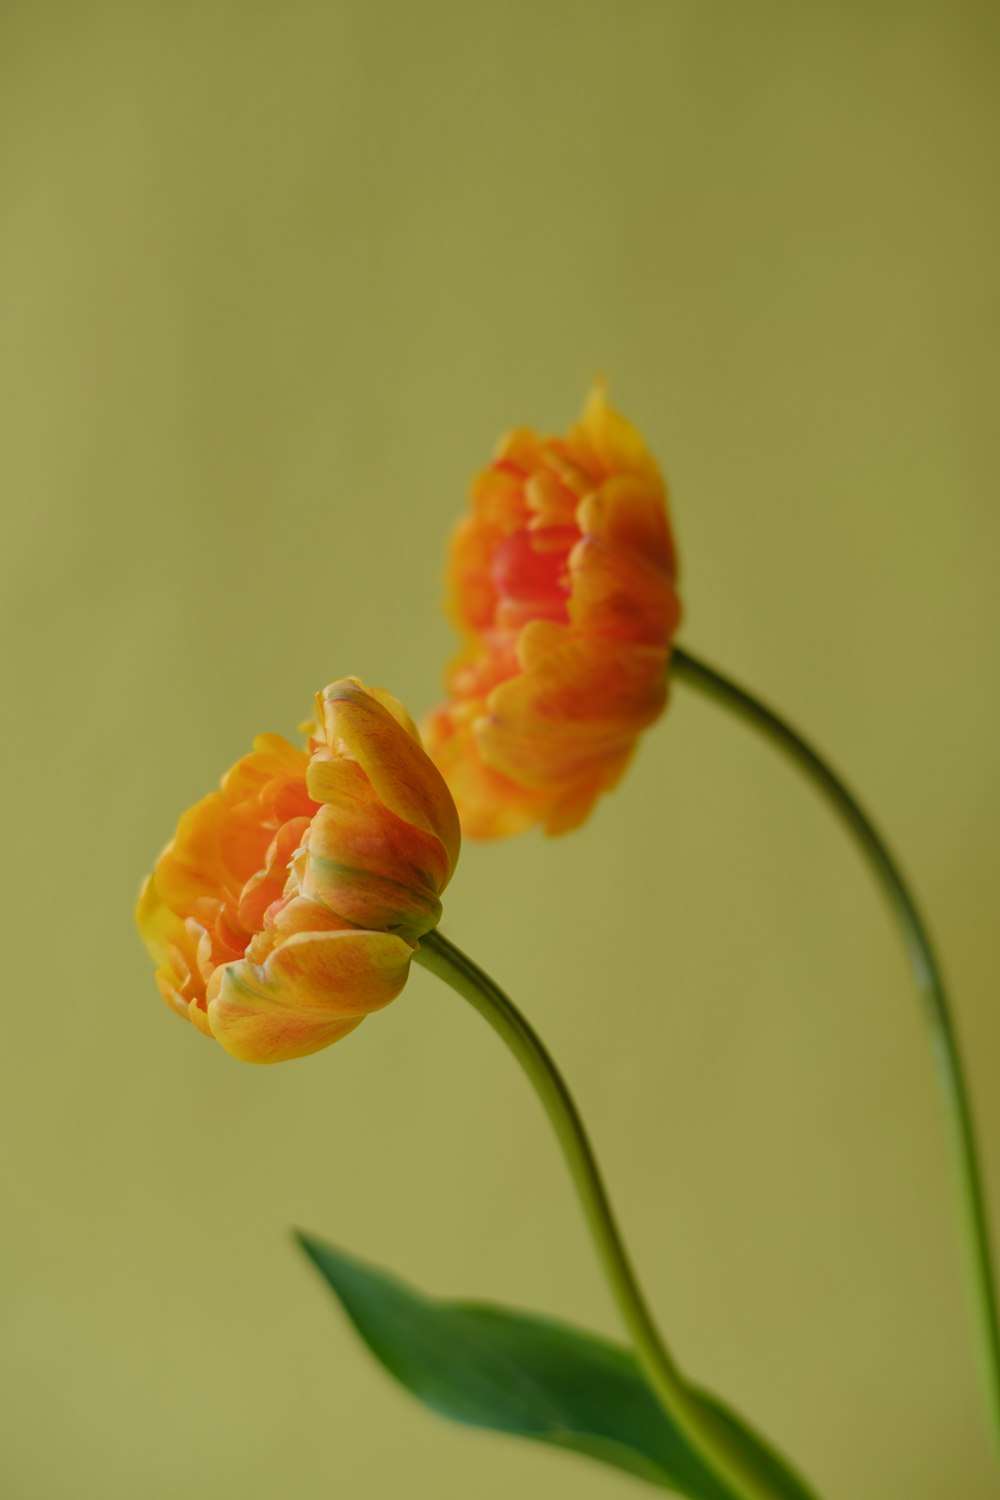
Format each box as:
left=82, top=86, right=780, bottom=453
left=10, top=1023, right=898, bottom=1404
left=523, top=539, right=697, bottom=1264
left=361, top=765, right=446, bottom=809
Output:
left=424, top=388, right=681, bottom=837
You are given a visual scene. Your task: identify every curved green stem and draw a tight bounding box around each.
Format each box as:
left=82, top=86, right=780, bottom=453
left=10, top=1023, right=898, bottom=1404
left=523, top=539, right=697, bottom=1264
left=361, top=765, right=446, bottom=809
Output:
left=670, top=644, right=1000, bottom=1457
left=416, top=928, right=820, bottom=1500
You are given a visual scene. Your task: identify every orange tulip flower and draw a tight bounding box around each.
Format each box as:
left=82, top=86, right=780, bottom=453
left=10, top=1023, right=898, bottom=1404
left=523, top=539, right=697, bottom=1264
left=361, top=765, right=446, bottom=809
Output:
left=424, top=387, right=681, bottom=837
left=137, top=679, right=460, bottom=1063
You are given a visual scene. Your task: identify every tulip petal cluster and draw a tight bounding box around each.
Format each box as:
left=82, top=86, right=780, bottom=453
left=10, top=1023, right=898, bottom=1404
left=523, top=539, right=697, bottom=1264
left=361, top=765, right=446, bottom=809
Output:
left=424, top=387, right=681, bottom=837
left=137, top=679, right=460, bottom=1063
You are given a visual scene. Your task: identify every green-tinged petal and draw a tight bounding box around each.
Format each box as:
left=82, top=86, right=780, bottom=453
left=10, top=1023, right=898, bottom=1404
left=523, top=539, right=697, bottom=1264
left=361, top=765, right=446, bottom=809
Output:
left=305, top=801, right=445, bottom=942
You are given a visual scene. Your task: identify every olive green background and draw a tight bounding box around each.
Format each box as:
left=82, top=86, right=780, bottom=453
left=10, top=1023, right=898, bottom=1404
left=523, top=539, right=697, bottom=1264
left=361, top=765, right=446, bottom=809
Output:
left=2, top=3, right=998, bottom=1497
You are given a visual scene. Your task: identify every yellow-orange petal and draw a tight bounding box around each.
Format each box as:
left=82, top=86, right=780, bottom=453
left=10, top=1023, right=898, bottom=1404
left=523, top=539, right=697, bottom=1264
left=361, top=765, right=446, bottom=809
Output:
left=577, top=475, right=675, bottom=572
left=150, top=792, right=230, bottom=915
left=136, top=871, right=176, bottom=969
left=485, top=622, right=667, bottom=749
left=568, top=550, right=678, bottom=641
left=136, top=873, right=212, bottom=1028
left=472, top=451, right=532, bottom=527
left=319, top=680, right=461, bottom=876
left=568, top=535, right=679, bottom=646
left=207, top=928, right=415, bottom=1064
left=415, top=709, right=543, bottom=840
left=447, top=515, right=503, bottom=635
left=569, top=383, right=660, bottom=484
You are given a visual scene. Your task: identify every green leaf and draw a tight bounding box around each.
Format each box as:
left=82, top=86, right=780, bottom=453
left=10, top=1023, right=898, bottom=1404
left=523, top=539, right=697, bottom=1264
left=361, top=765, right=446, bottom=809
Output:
left=295, top=1233, right=817, bottom=1498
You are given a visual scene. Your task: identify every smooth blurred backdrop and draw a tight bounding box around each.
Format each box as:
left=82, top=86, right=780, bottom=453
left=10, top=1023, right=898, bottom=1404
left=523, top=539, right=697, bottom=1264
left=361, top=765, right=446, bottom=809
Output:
left=2, top=3, right=998, bottom=1497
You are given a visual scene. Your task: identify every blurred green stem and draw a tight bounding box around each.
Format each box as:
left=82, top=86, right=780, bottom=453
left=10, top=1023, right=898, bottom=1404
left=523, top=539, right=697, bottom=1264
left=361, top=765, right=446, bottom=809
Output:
left=671, top=645, right=1000, bottom=1460
left=416, top=929, right=820, bottom=1500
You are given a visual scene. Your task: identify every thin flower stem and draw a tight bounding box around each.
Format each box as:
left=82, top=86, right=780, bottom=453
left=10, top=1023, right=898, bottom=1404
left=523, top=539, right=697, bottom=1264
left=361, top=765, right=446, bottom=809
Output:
left=670, top=644, right=1000, bottom=1459
left=416, top=928, right=820, bottom=1500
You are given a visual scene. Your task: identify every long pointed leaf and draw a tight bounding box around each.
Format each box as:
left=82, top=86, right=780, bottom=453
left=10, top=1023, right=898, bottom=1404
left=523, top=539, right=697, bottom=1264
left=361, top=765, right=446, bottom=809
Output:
left=296, top=1233, right=816, bottom=1499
